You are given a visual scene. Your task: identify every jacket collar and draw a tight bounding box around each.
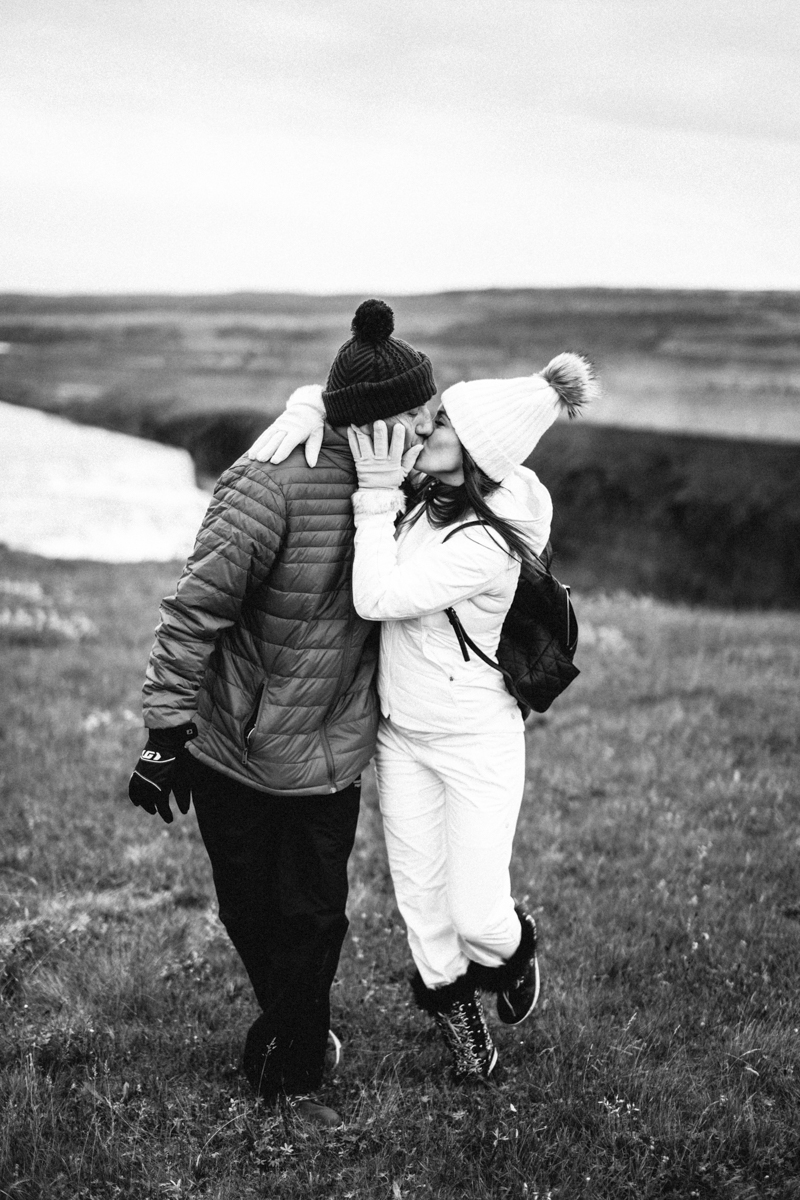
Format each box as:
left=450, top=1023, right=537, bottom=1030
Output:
left=320, top=422, right=356, bottom=473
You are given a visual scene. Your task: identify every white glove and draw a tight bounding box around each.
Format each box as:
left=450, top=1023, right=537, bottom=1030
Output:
left=347, top=420, right=424, bottom=489
left=246, top=385, right=326, bottom=467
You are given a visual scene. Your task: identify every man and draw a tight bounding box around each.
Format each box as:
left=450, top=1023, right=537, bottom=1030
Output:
left=128, top=300, right=434, bottom=1127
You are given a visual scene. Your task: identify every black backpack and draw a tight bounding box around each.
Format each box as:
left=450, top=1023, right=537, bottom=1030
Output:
left=442, top=523, right=580, bottom=719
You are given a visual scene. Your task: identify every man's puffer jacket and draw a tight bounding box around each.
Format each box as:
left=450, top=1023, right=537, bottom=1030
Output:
left=142, top=425, right=379, bottom=796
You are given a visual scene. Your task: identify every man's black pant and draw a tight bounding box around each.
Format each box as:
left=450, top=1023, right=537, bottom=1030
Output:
left=189, top=756, right=361, bottom=1100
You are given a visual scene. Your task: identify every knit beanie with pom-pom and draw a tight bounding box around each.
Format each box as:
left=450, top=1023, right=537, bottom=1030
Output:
left=441, top=353, right=599, bottom=483
left=323, top=299, right=437, bottom=426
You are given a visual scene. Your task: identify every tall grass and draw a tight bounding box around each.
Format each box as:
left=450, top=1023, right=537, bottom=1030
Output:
left=1, top=547, right=799, bottom=1198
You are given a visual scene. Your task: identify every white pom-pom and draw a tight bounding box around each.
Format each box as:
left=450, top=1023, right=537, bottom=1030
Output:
left=540, top=353, right=599, bottom=419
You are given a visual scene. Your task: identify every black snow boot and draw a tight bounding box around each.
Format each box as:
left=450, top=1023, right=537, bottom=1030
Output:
left=468, top=906, right=540, bottom=1026
left=411, top=971, right=498, bottom=1082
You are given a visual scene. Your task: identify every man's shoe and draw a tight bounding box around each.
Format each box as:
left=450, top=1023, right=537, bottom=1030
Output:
left=286, top=1093, right=343, bottom=1128
left=496, top=909, right=540, bottom=1025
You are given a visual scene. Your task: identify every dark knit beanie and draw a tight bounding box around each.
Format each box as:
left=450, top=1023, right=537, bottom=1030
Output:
left=322, top=299, right=436, bottom=426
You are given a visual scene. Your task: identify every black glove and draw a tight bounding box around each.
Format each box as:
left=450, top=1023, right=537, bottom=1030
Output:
left=128, top=723, right=198, bottom=824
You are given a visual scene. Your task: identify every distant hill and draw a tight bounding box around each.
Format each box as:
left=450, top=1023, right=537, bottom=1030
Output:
left=1, top=288, right=799, bottom=443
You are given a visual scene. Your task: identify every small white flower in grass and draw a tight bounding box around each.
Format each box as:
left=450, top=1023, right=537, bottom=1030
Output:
left=0, top=603, right=97, bottom=643
left=82, top=711, right=114, bottom=732
left=0, top=579, right=45, bottom=600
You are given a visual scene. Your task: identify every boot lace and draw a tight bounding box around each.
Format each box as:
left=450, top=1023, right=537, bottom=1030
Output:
left=435, top=995, right=495, bottom=1078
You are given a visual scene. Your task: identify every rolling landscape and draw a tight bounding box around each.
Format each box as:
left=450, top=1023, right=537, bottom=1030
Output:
left=1, top=289, right=799, bottom=1198
left=1, top=288, right=799, bottom=606
left=2, top=289, right=800, bottom=452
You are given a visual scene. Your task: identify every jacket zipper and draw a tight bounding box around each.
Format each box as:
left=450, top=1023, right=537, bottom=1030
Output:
left=241, top=682, right=265, bottom=765
left=318, top=727, right=338, bottom=793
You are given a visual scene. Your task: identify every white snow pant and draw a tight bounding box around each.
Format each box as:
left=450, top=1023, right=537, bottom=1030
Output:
left=375, top=716, right=526, bottom=989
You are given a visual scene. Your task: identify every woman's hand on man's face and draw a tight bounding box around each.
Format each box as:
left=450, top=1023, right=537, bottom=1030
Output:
left=348, top=420, right=424, bottom=489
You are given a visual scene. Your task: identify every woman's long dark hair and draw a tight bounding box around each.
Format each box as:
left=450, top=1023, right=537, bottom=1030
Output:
left=401, top=447, right=540, bottom=569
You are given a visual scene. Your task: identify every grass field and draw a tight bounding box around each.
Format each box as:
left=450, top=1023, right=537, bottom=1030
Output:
left=1, top=547, right=799, bottom=1199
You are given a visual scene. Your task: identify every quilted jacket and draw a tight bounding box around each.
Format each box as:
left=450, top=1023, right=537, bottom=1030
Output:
left=142, top=425, right=380, bottom=795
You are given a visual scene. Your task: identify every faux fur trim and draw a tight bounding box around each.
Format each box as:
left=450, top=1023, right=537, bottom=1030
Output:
left=467, top=906, right=538, bottom=993
left=352, top=487, right=406, bottom=519
left=286, top=384, right=325, bottom=413
left=410, top=969, right=476, bottom=1014
left=539, top=353, right=599, bottom=418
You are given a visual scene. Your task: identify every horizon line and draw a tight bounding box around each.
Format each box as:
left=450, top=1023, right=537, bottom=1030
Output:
left=2, top=284, right=800, bottom=301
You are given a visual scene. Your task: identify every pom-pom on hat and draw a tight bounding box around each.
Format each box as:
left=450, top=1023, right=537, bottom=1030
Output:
left=323, top=299, right=437, bottom=426
left=442, top=353, right=598, bottom=483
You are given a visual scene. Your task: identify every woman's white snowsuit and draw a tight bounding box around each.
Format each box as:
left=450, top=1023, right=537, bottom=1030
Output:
left=352, top=467, right=552, bottom=988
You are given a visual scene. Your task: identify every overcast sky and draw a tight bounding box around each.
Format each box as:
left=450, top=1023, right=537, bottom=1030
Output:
left=1, top=0, right=798, bottom=294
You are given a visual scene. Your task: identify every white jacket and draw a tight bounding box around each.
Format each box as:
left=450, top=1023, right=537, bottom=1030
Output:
left=352, top=466, right=553, bottom=733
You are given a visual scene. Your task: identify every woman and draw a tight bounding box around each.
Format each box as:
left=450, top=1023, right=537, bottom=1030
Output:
left=343, top=357, right=596, bottom=1080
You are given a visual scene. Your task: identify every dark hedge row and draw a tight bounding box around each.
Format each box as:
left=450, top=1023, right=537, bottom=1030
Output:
left=529, top=423, right=800, bottom=608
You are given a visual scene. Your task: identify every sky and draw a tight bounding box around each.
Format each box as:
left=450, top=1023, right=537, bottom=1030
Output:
left=1, top=0, right=799, bottom=294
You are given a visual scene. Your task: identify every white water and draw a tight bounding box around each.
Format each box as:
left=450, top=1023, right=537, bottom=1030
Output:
left=0, top=402, right=211, bottom=561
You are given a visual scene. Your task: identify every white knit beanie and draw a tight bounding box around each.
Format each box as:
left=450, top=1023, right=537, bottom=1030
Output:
left=441, top=353, right=598, bottom=483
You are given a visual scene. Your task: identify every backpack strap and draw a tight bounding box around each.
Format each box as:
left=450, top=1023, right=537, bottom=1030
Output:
left=444, top=607, right=504, bottom=673
left=442, top=521, right=500, bottom=668
left=442, top=519, right=487, bottom=544
left=443, top=520, right=553, bottom=570
left=441, top=521, right=554, bottom=671
left=443, top=519, right=512, bottom=671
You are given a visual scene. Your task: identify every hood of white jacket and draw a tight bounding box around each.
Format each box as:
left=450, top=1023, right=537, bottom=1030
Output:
left=493, top=465, right=553, bottom=554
